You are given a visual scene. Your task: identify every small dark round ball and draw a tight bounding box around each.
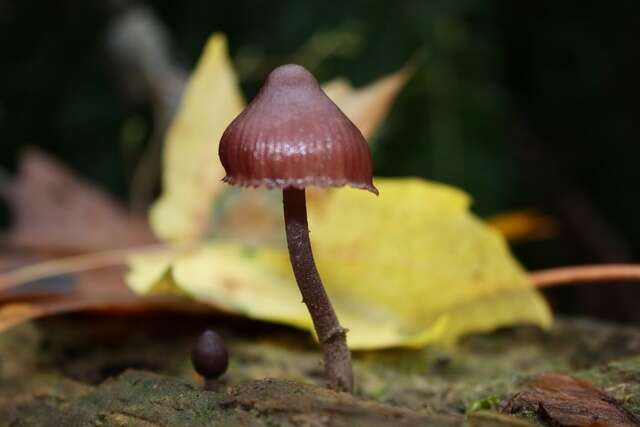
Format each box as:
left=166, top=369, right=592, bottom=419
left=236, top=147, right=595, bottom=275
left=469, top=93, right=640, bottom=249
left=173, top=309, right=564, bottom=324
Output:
left=191, top=330, right=229, bottom=379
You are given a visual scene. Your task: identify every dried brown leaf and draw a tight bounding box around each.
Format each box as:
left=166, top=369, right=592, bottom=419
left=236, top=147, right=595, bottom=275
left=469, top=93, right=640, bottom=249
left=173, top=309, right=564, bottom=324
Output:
left=0, top=150, right=179, bottom=326
left=1, top=150, right=155, bottom=253
left=323, top=61, right=415, bottom=140
left=502, top=372, right=640, bottom=427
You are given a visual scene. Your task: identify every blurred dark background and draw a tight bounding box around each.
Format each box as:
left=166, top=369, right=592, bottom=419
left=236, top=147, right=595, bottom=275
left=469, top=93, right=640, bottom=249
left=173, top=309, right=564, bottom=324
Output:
left=1, top=1, right=639, bottom=321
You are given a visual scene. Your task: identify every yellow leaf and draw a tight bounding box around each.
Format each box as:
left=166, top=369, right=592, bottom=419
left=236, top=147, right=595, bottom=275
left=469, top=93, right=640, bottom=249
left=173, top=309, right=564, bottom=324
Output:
left=128, top=178, right=552, bottom=349
left=134, top=35, right=548, bottom=348
left=150, top=34, right=244, bottom=242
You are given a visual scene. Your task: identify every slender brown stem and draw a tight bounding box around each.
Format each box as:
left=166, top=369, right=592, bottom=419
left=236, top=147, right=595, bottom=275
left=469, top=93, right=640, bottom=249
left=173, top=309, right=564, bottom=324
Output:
left=530, top=264, right=640, bottom=288
left=203, top=378, right=223, bottom=391
left=282, top=188, right=353, bottom=393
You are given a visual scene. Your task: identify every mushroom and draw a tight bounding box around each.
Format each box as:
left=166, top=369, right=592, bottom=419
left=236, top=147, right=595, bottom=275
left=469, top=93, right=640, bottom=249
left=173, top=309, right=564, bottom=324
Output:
left=219, top=64, right=377, bottom=393
left=191, top=329, right=229, bottom=390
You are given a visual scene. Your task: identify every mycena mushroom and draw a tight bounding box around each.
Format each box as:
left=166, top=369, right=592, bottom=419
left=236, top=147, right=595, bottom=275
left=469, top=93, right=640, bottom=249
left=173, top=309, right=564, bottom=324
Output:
left=218, top=64, right=377, bottom=393
left=191, top=329, right=229, bottom=391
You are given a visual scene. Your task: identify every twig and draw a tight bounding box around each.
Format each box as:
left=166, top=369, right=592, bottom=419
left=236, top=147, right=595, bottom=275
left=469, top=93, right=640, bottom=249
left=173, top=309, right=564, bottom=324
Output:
left=0, top=243, right=172, bottom=293
left=103, top=2, right=187, bottom=213
left=530, top=264, right=640, bottom=288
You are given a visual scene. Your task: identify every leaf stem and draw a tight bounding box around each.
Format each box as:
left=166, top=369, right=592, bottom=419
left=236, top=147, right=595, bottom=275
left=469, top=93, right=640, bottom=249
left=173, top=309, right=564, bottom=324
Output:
left=530, top=264, right=640, bottom=288
left=282, top=187, right=353, bottom=393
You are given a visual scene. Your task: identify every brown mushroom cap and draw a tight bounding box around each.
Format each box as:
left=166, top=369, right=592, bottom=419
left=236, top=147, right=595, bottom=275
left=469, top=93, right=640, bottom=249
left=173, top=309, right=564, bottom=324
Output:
left=191, top=330, right=229, bottom=380
left=219, top=64, right=377, bottom=194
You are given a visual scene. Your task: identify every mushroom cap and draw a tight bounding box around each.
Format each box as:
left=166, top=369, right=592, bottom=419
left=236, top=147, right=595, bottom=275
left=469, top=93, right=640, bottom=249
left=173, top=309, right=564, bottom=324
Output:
left=219, top=64, right=377, bottom=194
left=191, top=330, right=229, bottom=380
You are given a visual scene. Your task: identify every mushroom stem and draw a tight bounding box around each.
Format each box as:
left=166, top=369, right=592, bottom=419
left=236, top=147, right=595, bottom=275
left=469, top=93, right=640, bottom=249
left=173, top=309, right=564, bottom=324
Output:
left=282, top=187, right=353, bottom=393
left=203, top=378, right=223, bottom=391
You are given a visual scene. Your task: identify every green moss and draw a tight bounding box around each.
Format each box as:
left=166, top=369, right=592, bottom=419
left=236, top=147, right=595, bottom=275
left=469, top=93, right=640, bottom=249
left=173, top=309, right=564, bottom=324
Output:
left=466, top=394, right=502, bottom=414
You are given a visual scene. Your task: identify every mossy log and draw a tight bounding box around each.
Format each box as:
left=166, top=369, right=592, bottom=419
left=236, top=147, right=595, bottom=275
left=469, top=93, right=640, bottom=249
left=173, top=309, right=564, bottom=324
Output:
left=2, top=315, right=640, bottom=426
